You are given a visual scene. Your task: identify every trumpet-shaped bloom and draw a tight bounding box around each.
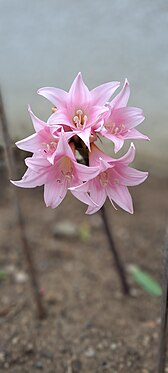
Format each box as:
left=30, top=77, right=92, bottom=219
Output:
left=38, top=72, right=120, bottom=149
left=70, top=143, right=148, bottom=214
left=100, top=79, right=149, bottom=152
left=12, top=134, right=100, bottom=209
left=16, top=106, right=73, bottom=163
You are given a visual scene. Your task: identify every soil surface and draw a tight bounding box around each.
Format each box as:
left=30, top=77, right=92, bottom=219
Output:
left=0, top=158, right=168, bottom=373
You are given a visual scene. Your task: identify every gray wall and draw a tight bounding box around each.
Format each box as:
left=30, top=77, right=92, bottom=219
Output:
left=0, top=0, right=167, bottom=172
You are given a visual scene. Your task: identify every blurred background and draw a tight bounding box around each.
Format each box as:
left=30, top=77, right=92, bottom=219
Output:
left=0, top=0, right=168, bottom=173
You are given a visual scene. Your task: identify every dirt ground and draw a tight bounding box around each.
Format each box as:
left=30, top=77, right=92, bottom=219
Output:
left=0, top=156, right=168, bottom=373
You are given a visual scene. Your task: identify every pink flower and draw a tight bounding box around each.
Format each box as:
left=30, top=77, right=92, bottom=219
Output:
left=37, top=72, right=120, bottom=149
left=12, top=73, right=149, bottom=214
left=100, top=79, right=149, bottom=152
left=12, top=134, right=100, bottom=209
left=70, top=143, right=148, bottom=214
left=16, top=106, right=73, bottom=164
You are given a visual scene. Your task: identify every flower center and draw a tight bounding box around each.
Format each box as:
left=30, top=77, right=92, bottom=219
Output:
left=104, top=122, right=126, bottom=136
left=42, top=141, right=57, bottom=154
left=60, top=157, right=74, bottom=184
left=73, top=109, right=88, bottom=129
left=99, top=171, right=108, bottom=187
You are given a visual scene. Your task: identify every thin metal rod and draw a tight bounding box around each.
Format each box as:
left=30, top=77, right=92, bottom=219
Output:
left=0, top=89, right=46, bottom=319
left=100, top=205, right=130, bottom=295
left=158, top=227, right=168, bottom=373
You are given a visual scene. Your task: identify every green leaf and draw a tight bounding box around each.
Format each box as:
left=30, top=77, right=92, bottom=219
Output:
left=128, top=265, right=162, bottom=296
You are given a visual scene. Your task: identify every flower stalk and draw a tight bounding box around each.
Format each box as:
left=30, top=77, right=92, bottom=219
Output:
left=0, top=89, right=46, bottom=320
left=100, top=204, right=130, bottom=295
left=158, top=227, right=168, bottom=373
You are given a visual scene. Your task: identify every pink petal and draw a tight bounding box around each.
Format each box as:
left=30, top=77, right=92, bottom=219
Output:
left=25, top=157, right=52, bottom=176
left=124, top=128, right=150, bottom=141
left=107, top=184, right=133, bottom=214
left=87, top=105, right=108, bottom=125
left=16, top=133, right=40, bottom=152
left=110, top=79, right=130, bottom=109
left=69, top=181, right=90, bottom=193
left=71, top=189, right=96, bottom=207
left=114, top=143, right=135, bottom=165
left=68, top=72, right=90, bottom=107
left=44, top=180, right=67, bottom=208
left=75, top=162, right=100, bottom=181
left=54, top=133, right=76, bottom=161
left=37, top=87, right=67, bottom=109
left=90, top=81, right=120, bottom=106
left=101, top=132, right=124, bottom=153
left=113, top=137, right=124, bottom=153
left=28, top=106, right=46, bottom=132
left=86, top=184, right=107, bottom=214
left=47, top=110, right=71, bottom=127
left=110, top=167, right=148, bottom=186
left=89, top=143, right=114, bottom=166
left=11, top=168, right=47, bottom=188
left=75, top=128, right=91, bottom=150
left=111, top=107, right=145, bottom=129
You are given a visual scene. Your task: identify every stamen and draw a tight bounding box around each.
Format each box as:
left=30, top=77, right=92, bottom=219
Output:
left=99, top=171, right=108, bottom=187
left=42, top=141, right=57, bottom=153
left=60, top=158, right=74, bottom=184
left=46, top=144, right=51, bottom=151
left=76, top=109, right=83, bottom=116
left=114, top=178, right=120, bottom=185
left=114, top=127, right=119, bottom=134
left=52, top=106, right=57, bottom=113
left=105, top=122, right=126, bottom=136
left=73, top=109, right=88, bottom=129
left=50, top=141, right=57, bottom=148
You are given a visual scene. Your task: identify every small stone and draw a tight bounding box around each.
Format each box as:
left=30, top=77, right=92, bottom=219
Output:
left=35, top=361, right=43, bottom=370
left=110, top=343, right=117, bottom=350
left=84, top=347, right=95, bottom=358
left=97, top=342, right=103, bottom=350
left=12, top=336, right=19, bottom=345
left=46, top=292, right=57, bottom=305
left=127, top=361, right=132, bottom=367
left=25, top=343, right=34, bottom=353
left=143, top=335, right=150, bottom=347
left=4, top=362, right=9, bottom=369
left=165, top=368, right=168, bottom=373
left=142, top=369, right=149, bottom=373
left=52, top=221, right=79, bottom=239
left=15, top=271, right=28, bottom=284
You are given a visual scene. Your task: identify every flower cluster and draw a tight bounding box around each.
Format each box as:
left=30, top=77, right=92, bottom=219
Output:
left=12, top=73, right=149, bottom=214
